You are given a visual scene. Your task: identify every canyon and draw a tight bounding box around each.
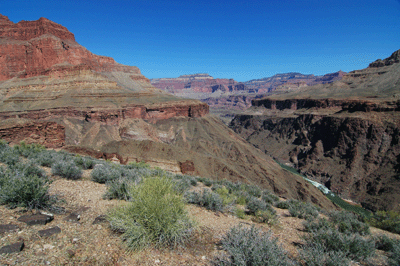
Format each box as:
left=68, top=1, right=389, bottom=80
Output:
left=151, top=71, right=345, bottom=123
left=0, top=14, right=334, bottom=208
left=230, top=49, right=400, bottom=212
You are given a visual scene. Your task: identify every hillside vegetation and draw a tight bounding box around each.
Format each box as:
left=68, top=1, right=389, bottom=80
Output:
left=1, top=140, right=400, bottom=265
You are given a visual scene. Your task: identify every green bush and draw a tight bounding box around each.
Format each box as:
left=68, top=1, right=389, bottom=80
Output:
left=107, top=176, right=194, bottom=250
left=184, top=189, right=224, bottom=212
left=73, top=155, right=95, bottom=169
left=302, top=227, right=375, bottom=262
left=367, top=210, right=400, bottom=234
left=51, top=160, right=82, bottom=180
left=276, top=200, right=291, bottom=209
left=288, top=200, right=319, bottom=220
left=91, top=164, right=121, bottom=183
left=261, top=190, right=280, bottom=204
left=255, top=209, right=278, bottom=225
left=13, top=141, right=45, bottom=158
left=246, top=197, right=268, bottom=215
left=214, top=187, right=236, bottom=206
left=32, top=150, right=58, bottom=167
left=0, top=146, right=20, bottom=166
left=298, top=242, right=349, bottom=266
left=103, top=176, right=138, bottom=200
left=388, top=240, right=400, bottom=266
left=329, top=211, right=370, bottom=235
left=374, top=235, right=400, bottom=252
left=211, top=225, right=295, bottom=266
left=0, top=170, right=51, bottom=209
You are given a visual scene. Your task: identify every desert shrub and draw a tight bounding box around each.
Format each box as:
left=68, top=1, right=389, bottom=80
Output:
left=374, top=235, right=400, bottom=252
left=32, top=150, right=58, bottom=167
left=303, top=218, right=335, bottom=233
left=255, top=209, right=278, bottom=225
left=276, top=200, right=291, bottom=209
left=125, top=161, right=150, bottom=169
left=246, top=196, right=268, bottom=215
left=288, top=200, right=319, bottom=220
left=0, top=170, right=51, bottom=209
left=298, top=242, right=349, bottom=266
left=107, top=176, right=194, bottom=250
left=243, top=183, right=262, bottom=198
left=184, top=189, right=224, bottom=212
left=235, top=192, right=249, bottom=205
left=367, top=210, right=400, bottom=234
left=73, top=155, right=95, bottom=169
left=0, top=146, right=20, bottom=166
left=12, top=161, right=47, bottom=179
left=234, top=207, right=246, bottom=219
left=302, top=227, right=375, bottom=262
left=388, top=240, right=400, bottom=266
left=171, top=175, right=194, bottom=194
left=211, top=225, right=295, bottom=266
left=103, top=176, right=139, bottom=201
left=13, top=141, right=45, bottom=158
left=52, top=160, right=82, bottom=180
left=221, top=180, right=242, bottom=194
left=214, top=187, right=236, bottom=206
left=329, top=211, right=370, bottom=235
left=261, top=189, right=280, bottom=204
left=198, top=177, right=214, bottom=187
left=91, top=164, right=121, bottom=183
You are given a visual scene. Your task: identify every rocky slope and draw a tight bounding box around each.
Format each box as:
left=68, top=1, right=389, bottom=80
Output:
left=0, top=14, right=334, bottom=209
left=230, top=49, right=400, bottom=212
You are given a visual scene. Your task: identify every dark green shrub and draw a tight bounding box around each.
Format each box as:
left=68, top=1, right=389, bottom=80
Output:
left=243, top=184, right=262, bottom=197
left=246, top=197, right=268, bottom=215
left=73, top=155, right=95, bottom=169
left=261, top=190, right=279, bottom=204
left=103, top=176, right=137, bottom=201
left=255, top=209, right=278, bottom=225
left=276, top=200, right=291, bottom=209
left=32, top=150, right=58, bottom=167
left=299, top=242, right=349, bottom=266
left=52, top=160, right=82, bottom=180
left=303, top=218, right=335, bottom=233
left=211, top=225, right=295, bottom=266
left=302, top=228, right=375, bottom=262
left=329, top=211, right=370, bottom=235
left=374, top=235, right=400, bottom=252
left=388, top=240, right=400, bottom=266
left=107, top=176, right=194, bottom=250
left=288, top=200, right=319, bottom=220
left=184, top=189, right=224, bottom=212
left=0, top=171, right=51, bottom=209
left=0, top=146, right=20, bottom=166
left=367, top=210, right=400, bottom=234
left=11, top=161, right=47, bottom=178
left=13, top=141, right=45, bottom=158
left=91, top=164, right=121, bottom=183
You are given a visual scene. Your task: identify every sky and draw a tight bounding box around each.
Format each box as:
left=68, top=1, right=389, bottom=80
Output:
left=2, top=0, right=400, bottom=81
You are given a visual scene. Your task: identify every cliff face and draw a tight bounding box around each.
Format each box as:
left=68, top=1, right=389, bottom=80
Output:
left=0, top=14, right=335, bottom=209
left=230, top=49, right=400, bottom=212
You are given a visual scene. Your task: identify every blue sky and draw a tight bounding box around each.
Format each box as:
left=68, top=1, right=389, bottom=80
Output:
left=2, top=0, right=400, bottom=81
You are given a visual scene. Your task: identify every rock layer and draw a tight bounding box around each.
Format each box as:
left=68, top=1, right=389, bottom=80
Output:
left=230, top=49, right=400, bottom=211
left=0, top=14, right=336, bottom=210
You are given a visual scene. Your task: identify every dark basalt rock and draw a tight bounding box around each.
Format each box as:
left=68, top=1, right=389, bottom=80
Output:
left=0, top=242, right=24, bottom=254
left=18, top=214, right=53, bottom=226
left=38, top=226, right=61, bottom=237
left=0, top=224, right=19, bottom=234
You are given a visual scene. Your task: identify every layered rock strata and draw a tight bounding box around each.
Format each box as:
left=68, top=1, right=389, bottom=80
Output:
left=0, top=14, right=335, bottom=209
left=230, top=49, right=400, bottom=211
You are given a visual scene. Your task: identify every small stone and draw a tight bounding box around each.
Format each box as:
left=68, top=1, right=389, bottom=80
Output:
left=67, top=249, right=75, bottom=257
left=64, top=213, right=80, bottom=223
left=92, top=215, right=107, bottom=224
left=155, top=259, right=160, bottom=263
left=202, top=256, right=206, bottom=260
left=97, top=225, right=102, bottom=230
left=18, top=214, right=53, bottom=226
left=43, top=244, right=55, bottom=250
left=0, top=242, right=24, bottom=254
left=72, top=238, right=79, bottom=243
left=0, top=224, right=19, bottom=234
left=38, top=226, right=61, bottom=237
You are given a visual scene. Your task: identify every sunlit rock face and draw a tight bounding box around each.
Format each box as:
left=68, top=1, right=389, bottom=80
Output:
left=230, top=49, right=400, bottom=212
